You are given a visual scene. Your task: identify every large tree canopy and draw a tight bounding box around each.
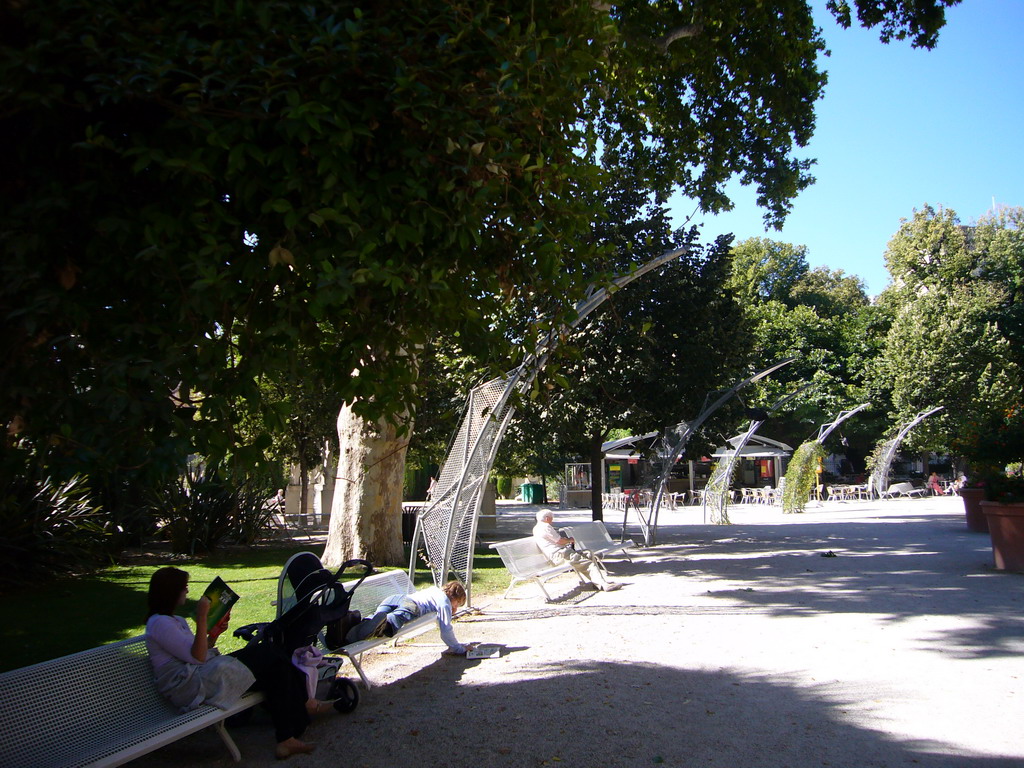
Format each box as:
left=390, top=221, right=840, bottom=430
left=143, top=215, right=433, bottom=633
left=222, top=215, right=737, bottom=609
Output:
left=725, top=237, right=877, bottom=457
left=871, top=204, right=1023, bottom=462
left=1, top=0, right=959, bottom=484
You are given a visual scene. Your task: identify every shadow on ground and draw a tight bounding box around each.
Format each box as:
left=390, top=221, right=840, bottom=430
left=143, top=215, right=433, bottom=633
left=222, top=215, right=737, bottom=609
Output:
left=133, top=655, right=1021, bottom=768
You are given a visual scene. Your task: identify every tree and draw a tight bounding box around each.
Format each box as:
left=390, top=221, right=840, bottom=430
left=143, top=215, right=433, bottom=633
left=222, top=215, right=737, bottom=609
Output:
left=2, top=0, right=960, bottom=564
left=790, top=266, right=869, bottom=318
left=2, top=1, right=607, bottom=480
left=974, top=206, right=1024, bottom=371
left=727, top=238, right=810, bottom=306
left=871, top=205, right=1022, bottom=466
left=726, top=238, right=876, bottom=458
left=294, top=0, right=962, bottom=562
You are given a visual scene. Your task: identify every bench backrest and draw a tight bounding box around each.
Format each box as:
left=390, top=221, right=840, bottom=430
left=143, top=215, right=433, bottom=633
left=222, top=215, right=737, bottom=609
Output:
left=490, top=537, right=552, bottom=578
left=0, top=636, right=200, bottom=768
left=562, top=521, right=615, bottom=551
left=348, top=570, right=415, bottom=616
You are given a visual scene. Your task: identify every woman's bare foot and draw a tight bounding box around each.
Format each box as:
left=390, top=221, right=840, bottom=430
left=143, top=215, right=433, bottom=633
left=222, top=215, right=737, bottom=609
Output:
left=275, top=737, right=315, bottom=760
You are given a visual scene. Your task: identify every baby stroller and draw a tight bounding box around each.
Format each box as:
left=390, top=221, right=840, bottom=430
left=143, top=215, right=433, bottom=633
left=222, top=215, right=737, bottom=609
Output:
left=234, top=552, right=373, bottom=713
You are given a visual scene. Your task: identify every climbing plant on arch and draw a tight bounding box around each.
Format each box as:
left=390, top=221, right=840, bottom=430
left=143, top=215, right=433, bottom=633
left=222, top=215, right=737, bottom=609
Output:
left=702, top=383, right=813, bottom=525
left=782, top=403, right=869, bottom=513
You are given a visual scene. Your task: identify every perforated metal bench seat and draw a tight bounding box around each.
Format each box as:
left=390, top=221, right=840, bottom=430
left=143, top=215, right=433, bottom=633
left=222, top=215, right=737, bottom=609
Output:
left=882, top=481, right=927, bottom=498
left=489, top=536, right=584, bottom=602
left=0, top=636, right=264, bottom=768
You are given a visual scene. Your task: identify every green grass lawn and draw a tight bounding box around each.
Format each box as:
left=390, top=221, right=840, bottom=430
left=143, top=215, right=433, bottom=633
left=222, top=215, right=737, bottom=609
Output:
left=0, top=544, right=511, bottom=673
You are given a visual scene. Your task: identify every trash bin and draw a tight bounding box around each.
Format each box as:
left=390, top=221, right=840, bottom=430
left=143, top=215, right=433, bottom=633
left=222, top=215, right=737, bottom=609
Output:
left=520, top=483, right=546, bottom=504
left=401, top=505, right=419, bottom=544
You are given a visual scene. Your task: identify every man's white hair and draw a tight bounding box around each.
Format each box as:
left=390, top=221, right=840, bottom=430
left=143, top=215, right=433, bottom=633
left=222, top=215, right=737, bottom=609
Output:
left=535, top=509, right=554, bottom=523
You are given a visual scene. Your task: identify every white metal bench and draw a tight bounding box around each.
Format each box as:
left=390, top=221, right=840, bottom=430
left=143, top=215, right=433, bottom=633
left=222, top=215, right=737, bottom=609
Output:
left=335, top=570, right=438, bottom=690
left=561, top=521, right=635, bottom=564
left=0, top=636, right=264, bottom=768
left=489, top=536, right=584, bottom=602
left=882, top=481, right=927, bottom=499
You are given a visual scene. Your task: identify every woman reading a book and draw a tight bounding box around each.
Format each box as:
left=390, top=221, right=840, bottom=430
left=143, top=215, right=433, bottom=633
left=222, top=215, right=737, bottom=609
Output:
left=146, top=566, right=325, bottom=759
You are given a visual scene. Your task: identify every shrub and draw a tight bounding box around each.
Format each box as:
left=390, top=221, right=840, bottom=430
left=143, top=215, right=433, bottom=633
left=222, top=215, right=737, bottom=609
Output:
left=981, top=471, right=1024, bottom=504
left=782, top=441, right=827, bottom=514
left=232, top=480, right=278, bottom=545
left=495, top=474, right=513, bottom=499
left=0, top=451, right=110, bottom=587
left=151, top=463, right=277, bottom=553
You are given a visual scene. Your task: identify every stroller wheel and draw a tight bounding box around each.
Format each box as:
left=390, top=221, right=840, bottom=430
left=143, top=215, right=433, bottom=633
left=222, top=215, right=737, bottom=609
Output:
left=327, top=677, right=360, bottom=714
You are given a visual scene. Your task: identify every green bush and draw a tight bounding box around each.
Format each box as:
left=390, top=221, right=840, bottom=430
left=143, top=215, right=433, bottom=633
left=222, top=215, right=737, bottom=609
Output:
left=152, top=464, right=274, bottom=554
left=495, top=474, right=513, bottom=499
left=232, top=481, right=278, bottom=545
left=782, top=441, right=827, bottom=514
left=0, top=451, right=110, bottom=587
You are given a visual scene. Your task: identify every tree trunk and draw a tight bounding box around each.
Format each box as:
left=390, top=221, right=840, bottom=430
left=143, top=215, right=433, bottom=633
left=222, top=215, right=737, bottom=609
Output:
left=589, top=430, right=604, bottom=521
left=321, top=404, right=412, bottom=568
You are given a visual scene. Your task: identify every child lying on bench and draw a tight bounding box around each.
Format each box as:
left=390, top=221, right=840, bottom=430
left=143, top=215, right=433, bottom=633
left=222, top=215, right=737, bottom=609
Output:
left=344, top=580, right=478, bottom=656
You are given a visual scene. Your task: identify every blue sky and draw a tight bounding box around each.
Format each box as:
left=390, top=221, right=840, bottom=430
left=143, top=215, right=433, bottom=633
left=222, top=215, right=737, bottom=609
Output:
left=670, top=0, right=1024, bottom=297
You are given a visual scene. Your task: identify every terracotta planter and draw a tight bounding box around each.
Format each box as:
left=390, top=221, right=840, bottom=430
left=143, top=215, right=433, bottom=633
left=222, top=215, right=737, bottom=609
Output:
left=980, top=500, right=1024, bottom=572
left=960, top=487, right=988, bottom=533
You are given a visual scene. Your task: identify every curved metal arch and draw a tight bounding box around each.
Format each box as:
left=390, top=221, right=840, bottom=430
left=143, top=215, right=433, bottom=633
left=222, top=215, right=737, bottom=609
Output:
left=868, top=406, right=944, bottom=497
left=702, top=422, right=757, bottom=525
left=408, top=246, right=692, bottom=603
left=815, top=403, right=870, bottom=444
left=640, top=358, right=797, bottom=545
left=702, top=383, right=814, bottom=524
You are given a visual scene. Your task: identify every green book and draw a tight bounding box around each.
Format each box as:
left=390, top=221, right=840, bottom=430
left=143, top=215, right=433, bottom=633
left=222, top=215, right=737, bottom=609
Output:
left=200, top=576, right=239, bottom=629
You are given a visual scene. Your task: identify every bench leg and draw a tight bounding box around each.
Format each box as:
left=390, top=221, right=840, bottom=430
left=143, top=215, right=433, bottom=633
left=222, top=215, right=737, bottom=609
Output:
left=533, top=577, right=554, bottom=603
left=215, top=719, right=243, bottom=762
left=503, top=576, right=525, bottom=600
left=344, top=651, right=373, bottom=690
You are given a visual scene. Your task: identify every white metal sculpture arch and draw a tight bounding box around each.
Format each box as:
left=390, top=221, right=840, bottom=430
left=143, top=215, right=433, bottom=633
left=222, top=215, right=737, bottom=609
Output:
left=815, top=403, right=870, bottom=444
left=638, top=359, right=796, bottom=545
left=408, top=247, right=691, bottom=603
left=868, top=406, right=944, bottom=497
left=780, top=403, right=871, bottom=513
left=701, top=383, right=812, bottom=524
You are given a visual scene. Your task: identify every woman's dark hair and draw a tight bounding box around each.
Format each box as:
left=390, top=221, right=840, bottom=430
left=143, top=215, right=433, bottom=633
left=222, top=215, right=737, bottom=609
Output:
left=147, top=567, right=189, bottom=619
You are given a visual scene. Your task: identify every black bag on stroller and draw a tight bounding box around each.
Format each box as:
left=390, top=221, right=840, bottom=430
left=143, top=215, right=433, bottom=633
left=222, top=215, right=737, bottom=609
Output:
left=234, top=552, right=374, bottom=714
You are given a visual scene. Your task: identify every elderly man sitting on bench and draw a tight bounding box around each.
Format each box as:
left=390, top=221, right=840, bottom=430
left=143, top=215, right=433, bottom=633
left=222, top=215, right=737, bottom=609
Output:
left=532, top=510, right=622, bottom=592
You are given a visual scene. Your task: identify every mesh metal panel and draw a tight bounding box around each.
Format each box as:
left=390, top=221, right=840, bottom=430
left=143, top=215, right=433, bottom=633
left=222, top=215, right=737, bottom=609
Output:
left=0, top=636, right=256, bottom=768
left=703, top=422, right=763, bottom=525
left=413, top=374, right=518, bottom=591
left=869, top=407, right=942, bottom=498
left=347, top=570, right=415, bottom=615
left=703, top=454, right=736, bottom=525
